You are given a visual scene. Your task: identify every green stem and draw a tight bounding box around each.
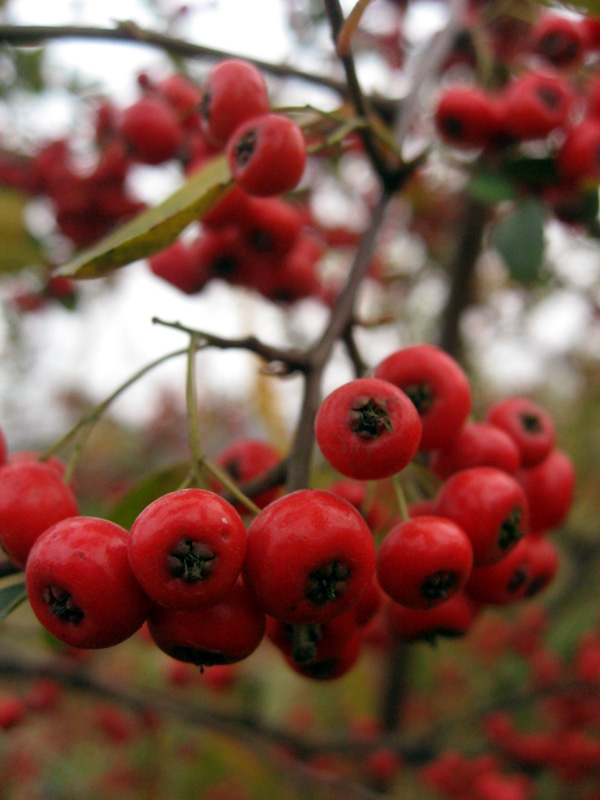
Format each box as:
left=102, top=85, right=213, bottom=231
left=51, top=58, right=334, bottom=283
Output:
left=185, top=335, right=260, bottom=516
left=392, top=472, right=410, bottom=523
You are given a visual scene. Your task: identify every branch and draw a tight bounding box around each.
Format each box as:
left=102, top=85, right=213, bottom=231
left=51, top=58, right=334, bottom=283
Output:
left=151, top=318, right=307, bottom=374
left=0, top=22, right=395, bottom=118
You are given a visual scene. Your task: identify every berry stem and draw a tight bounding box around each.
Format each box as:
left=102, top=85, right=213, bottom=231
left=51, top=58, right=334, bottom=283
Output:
left=392, top=472, right=411, bottom=523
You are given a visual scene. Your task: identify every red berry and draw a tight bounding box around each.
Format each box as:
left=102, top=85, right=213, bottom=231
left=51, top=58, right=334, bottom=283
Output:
left=284, top=627, right=362, bottom=680
left=328, top=479, right=390, bottom=532
left=148, top=239, right=210, bottom=295
left=238, top=197, right=304, bottom=260
left=147, top=578, right=266, bottom=667
left=0, top=460, right=79, bottom=568
left=0, top=696, right=27, bottom=730
left=226, top=113, right=306, bottom=197
left=199, top=59, right=270, bottom=147
left=430, top=421, right=521, bottom=479
left=121, top=96, right=182, bottom=164
left=129, top=489, right=247, bottom=609
left=516, top=448, right=575, bottom=532
left=158, top=73, right=202, bottom=123
left=465, top=537, right=531, bottom=605
left=266, top=608, right=358, bottom=665
left=373, top=344, right=471, bottom=451
left=435, top=467, right=529, bottom=567
left=557, top=117, right=600, bottom=186
left=244, top=489, right=376, bottom=624
left=485, top=396, right=555, bottom=468
left=377, top=516, right=473, bottom=609
left=498, top=70, right=573, bottom=141
left=314, top=377, right=422, bottom=480
left=26, top=517, right=151, bottom=649
left=210, top=438, right=282, bottom=510
left=524, top=533, right=560, bottom=597
left=435, top=85, right=502, bottom=148
left=530, top=13, right=586, bottom=69
left=386, top=591, right=479, bottom=643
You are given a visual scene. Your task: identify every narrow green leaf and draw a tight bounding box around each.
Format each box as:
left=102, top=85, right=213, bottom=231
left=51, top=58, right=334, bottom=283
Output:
left=55, top=155, right=232, bottom=279
left=494, top=198, right=546, bottom=284
left=0, top=187, right=42, bottom=273
left=0, top=582, right=27, bottom=622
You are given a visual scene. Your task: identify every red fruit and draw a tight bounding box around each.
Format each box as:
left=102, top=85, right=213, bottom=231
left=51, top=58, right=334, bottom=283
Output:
left=0, top=696, right=27, bottom=730
left=200, top=184, right=252, bottom=229
left=517, top=448, right=575, bottom=532
left=210, top=438, right=282, bottom=510
left=284, top=628, right=362, bottom=680
left=158, top=73, right=202, bottom=123
left=0, top=460, right=79, bottom=568
left=253, top=232, right=323, bottom=302
left=244, top=489, right=376, bottom=624
left=189, top=227, right=248, bottom=284
left=121, top=96, right=182, bottom=164
left=314, top=377, right=422, bottom=480
left=524, top=533, right=560, bottom=597
left=238, top=197, right=303, bottom=260
left=147, top=578, right=266, bottom=667
left=26, top=517, right=151, bottom=649
left=434, top=85, right=502, bottom=148
left=465, top=537, right=531, bottom=605
left=95, top=704, right=135, bottom=743
left=148, top=238, right=210, bottom=295
left=226, top=113, right=306, bottom=197
left=430, top=421, right=521, bottom=479
left=128, top=489, right=247, bottom=609
left=435, top=467, right=529, bottom=567
left=266, top=608, right=358, bottom=665
left=557, top=118, right=600, bottom=185
left=386, top=591, right=479, bottom=643
left=373, top=344, right=471, bottom=451
left=353, top=577, right=386, bottom=626
left=377, top=516, right=473, bottom=609
left=530, top=13, right=586, bottom=69
left=199, top=59, right=270, bottom=147
left=485, top=396, right=555, bottom=468
left=498, top=70, right=573, bottom=141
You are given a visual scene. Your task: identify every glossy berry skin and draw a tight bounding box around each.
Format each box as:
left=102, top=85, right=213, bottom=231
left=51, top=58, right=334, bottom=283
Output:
left=498, top=70, right=573, bottom=141
left=465, top=537, right=531, bottom=605
left=226, top=113, right=306, bottom=197
left=435, top=467, right=529, bottom=567
left=199, top=59, right=270, bottom=147
left=314, top=377, right=422, bottom=480
left=430, top=422, right=521, bottom=480
left=26, top=517, right=152, bottom=649
left=210, top=438, right=282, bottom=510
left=376, top=516, right=473, bottom=609
left=373, top=344, right=471, bottom=451
left=129, top=489, right=247, bottom=610
left=148, top=239, right=210, bottom=295
left=386, top=591, right=480, bottom=643
left=517, top=448, right=575, bottom=532
left=244, top=489, right=376, bottom=625
left=147, top=578, right=266, bottom=667
left=435, top=86, right=502, bottom=148
left=486, top=396, right=555, bottom=468
left=121, top=96, right=182, bottom=165
left=0, top=461, right=79, bottom=568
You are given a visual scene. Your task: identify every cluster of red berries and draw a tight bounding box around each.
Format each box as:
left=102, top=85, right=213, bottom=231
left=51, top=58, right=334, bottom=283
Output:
left=434, top=6, right=600, bottom=220
left=314, top=344, right=574, bottom=646
left=0, top=343, right=574, bottom=681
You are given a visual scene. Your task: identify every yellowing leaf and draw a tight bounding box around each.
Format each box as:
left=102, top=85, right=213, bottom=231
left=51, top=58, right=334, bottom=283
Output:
left=55, top=155, right=232, bottom=279
left=0, top=187, right=42, bottom=274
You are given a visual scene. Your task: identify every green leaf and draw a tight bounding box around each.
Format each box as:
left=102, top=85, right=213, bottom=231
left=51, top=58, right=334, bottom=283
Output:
left=107, top=463, right=190, bottom=529
left=0, top=187, right=43, bottom=274
left=0, top=582, right=27, bottom=622
left=494, top=198, right=546, bottom=284
left=467, top=170, right=515, bottom=204
left=502, top=155, right=559, bottom=190
left=55, top=155, right=232, bottom=279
